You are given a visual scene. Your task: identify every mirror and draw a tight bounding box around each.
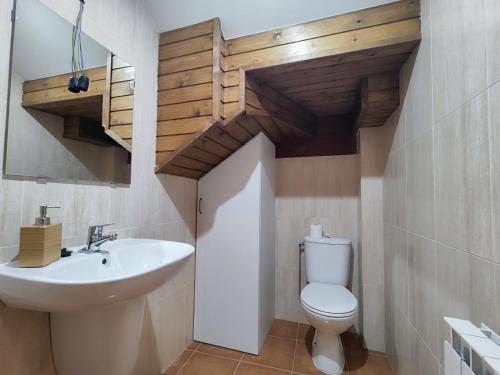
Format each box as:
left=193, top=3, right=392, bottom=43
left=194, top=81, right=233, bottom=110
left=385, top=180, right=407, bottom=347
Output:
left=4, top=0, right=134, bottom=184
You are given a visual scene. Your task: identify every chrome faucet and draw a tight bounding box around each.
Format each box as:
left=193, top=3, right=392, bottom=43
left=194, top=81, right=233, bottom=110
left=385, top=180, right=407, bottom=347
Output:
left=83, top=224, right=117, bottom=253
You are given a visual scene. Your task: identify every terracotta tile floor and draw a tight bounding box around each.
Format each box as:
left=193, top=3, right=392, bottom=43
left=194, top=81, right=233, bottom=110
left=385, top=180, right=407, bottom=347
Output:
left=165, top=319, right=393, bottom=375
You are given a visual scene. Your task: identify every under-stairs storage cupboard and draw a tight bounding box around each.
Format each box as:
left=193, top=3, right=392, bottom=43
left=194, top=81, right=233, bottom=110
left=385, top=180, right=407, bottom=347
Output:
left=194, top=133, right=275, bottom=354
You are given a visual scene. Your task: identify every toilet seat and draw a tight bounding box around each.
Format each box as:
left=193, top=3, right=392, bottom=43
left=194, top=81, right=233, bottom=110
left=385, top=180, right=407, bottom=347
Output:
left=300, top=283, right=357, bottom=318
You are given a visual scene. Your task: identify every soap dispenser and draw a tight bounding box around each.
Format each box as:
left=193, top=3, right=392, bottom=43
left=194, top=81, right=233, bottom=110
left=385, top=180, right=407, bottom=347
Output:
left=18, top=205, right=62, bottom=267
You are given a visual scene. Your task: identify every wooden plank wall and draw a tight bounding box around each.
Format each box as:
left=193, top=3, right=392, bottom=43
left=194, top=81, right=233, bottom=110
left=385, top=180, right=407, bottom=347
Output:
left=220, top=0, right=420, bottom=120
left=156, top=19, right=223, bottom=165
left=103, top=54, right=135, bottom=149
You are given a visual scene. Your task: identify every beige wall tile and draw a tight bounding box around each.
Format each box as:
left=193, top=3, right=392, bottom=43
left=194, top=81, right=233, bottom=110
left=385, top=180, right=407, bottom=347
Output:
left=413, top=332, right=440, bottom=375
left=383, top=1, right=498, bottom=370
left=384, top=149, right=406, bottom=229
left=434, top=110, right=466, bottom=250
left=495, top=264, right=500, bottom=334
left=362, top=283, right=385, bottom=352
left=407, top=233, right=438, bottom=356
left=384, top=225, right=408, bottom=315
left=0, top=303, right=55, bottom=375
left=463, top=93, right=492, bottom=260
left=484, top=0, right=500, bottom=86
left=0, top=179, right=24, bottom=247
left=431, top=0, right=487, bottom=122
left=385, top=107, right=405, bottom=156
left=359, top=127, right=392, bottom=352
left=487, top=82, right=500, bottom=263
left=392, top=301, right=415, bottom=374
left=436, top=244, right=471, bottom=364
left=469, top=256, right=496, bottom=330
left=406, top=129, right=434, bottom=239
left=403, top=24, right=433, bottom=143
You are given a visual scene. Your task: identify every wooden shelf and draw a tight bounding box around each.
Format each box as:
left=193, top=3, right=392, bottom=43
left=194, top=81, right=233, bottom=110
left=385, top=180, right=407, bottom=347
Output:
left=22, top=66, right=107, bottom=121
left=21, top=54, right=135, bottom=153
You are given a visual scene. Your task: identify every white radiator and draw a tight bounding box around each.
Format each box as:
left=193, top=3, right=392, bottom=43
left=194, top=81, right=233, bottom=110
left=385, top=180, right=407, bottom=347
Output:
left=444, top=318, right=500, bottom=375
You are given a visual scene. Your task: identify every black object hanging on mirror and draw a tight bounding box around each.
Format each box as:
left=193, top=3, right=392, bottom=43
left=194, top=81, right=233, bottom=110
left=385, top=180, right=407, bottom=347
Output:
left=68, top=0, right=89, bottom=93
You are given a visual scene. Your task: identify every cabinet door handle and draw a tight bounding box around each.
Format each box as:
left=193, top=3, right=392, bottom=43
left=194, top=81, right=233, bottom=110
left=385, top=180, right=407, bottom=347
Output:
left=198, top=197, right=203, bottom=214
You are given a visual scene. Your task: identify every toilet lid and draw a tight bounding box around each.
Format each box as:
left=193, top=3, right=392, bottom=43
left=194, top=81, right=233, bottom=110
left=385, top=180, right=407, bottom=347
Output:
left=300, top=283, right=357, bottom=317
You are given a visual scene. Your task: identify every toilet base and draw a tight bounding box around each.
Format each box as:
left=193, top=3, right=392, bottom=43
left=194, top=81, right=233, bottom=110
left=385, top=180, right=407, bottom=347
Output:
left=312, top=329, right=345, bottom=375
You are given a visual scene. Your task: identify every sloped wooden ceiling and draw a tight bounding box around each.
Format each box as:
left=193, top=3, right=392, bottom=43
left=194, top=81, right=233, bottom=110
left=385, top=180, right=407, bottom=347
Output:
left=156, top=0, right=421, bottom=178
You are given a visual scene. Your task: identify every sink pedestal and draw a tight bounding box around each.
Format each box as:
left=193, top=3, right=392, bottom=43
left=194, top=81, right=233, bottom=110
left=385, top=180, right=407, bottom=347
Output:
left=51, top=296, right=146, bottom=375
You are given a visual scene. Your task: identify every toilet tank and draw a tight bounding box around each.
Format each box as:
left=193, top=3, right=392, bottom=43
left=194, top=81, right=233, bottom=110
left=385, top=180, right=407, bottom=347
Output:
left=304, top=236, right=352, bottom=286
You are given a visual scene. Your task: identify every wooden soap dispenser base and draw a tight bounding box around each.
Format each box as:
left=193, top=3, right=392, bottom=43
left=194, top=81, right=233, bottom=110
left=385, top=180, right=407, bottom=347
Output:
left=18, top=205, right=62, bottom=267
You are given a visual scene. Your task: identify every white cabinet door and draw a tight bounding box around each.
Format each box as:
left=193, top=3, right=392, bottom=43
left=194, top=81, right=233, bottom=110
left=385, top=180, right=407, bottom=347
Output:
left=194, top=135, right=263, bottom=354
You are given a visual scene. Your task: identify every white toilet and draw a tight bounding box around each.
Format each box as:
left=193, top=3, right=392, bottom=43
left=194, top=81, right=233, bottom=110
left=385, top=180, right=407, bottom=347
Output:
left=300, top=236, right=358, bottom=375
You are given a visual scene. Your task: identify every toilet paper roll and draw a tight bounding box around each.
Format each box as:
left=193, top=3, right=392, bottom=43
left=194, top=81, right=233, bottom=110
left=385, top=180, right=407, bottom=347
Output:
left=310, top=224, right=323, bottom=238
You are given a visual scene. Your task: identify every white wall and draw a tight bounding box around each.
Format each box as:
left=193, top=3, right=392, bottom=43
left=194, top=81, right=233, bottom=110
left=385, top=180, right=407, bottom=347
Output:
left=145, top=0, right=396, bottom=38
left=13, top=0, right=109, bottom=80
left=0, top=0, right=197, bottom=374
left=275, top=155, right=360, bottom=327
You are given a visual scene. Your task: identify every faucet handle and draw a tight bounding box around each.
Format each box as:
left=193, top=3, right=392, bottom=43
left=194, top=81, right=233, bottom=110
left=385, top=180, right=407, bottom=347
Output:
left=89, top=223, right=115, bottom=237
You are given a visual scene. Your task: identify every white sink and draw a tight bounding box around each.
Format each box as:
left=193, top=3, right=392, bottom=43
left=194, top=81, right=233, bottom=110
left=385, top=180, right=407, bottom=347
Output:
left=0, top=238, right=194, bottom=312
left=0, top=239, right=194, bottom=375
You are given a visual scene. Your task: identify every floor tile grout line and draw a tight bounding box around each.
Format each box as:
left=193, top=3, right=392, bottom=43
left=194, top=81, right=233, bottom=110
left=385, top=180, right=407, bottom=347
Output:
left=291, top=339, right=299, bottom=374
left=268, top=334, right=300, bottom=341
left=239, top=359, right=292, bottom=372
left=291, top=322, right=299, bottom=373
left=232, top=359, right=241, bottom=375
left=194, top=350, right=242, bottom=363
left=174, top=349, right=196, bottom=375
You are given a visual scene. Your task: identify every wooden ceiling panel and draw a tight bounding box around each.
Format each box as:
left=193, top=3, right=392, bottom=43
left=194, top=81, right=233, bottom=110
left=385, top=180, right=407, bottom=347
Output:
left=249, top=50, right=409, bottom=118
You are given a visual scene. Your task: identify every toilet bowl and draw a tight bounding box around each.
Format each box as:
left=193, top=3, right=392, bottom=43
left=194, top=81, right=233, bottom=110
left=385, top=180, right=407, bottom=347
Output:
left=300, top=282, right=357, bottom=374
left=300, top=236, right=358, bottom=375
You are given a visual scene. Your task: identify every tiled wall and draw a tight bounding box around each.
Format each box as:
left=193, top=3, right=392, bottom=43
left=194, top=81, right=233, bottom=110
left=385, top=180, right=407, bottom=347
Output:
left=382, top=0, right=500, bottom=373
left=0, top=1, right=197, bottom=374
left=275, top=155, right=360, bottom=326
left=358, top=125, right=394, bottom=353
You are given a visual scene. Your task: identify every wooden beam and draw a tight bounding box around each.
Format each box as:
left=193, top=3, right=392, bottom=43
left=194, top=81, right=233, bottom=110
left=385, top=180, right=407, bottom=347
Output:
left=245, top=75, right=317, bottom=136
left=223, top=19, right=420, bottom=71
left=23, top=66, right=107, bottom=93
left=224, top=0, right=420, bottom=56
left=22, top=79, right=105, bottom=108
left=159, top=19, right=214, bottom=46
left=356, top=72, right=399, bottom=129
left=102, top=53, right=113, bottom=130
left=212, top=18, right=223, bottom=121
left=155, top=112, right=247, bottom=176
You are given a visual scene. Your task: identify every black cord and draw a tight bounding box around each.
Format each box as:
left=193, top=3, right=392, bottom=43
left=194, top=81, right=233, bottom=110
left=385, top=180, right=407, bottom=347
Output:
left=71, top=0, right=85, bottom=77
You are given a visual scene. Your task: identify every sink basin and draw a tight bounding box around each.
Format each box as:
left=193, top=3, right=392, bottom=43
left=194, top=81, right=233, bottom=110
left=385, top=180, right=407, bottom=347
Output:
left=0, top=238, right=194, bottom=375
left=0, top=238, right=194, bottom=312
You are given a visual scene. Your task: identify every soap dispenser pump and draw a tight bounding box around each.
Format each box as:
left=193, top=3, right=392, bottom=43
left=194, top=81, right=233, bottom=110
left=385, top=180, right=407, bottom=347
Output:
left=35, top=205, right=59, bottom=225
left=18, top=205, right=62, bottom=267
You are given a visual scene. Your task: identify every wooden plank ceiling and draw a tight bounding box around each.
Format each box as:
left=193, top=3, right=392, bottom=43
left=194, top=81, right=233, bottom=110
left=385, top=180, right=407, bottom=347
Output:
left=156, top=0, right=421, bottom=178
